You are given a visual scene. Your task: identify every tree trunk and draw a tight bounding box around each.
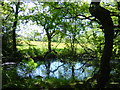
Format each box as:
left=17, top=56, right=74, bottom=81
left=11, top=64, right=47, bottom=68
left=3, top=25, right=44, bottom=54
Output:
left=48, top=38, right=51, bottom=51
left=13, top=21, right=17, bottom=52
left=89, top=1, right=114, bottom=89
left=46, top=29, right=52, bottom=51
left=72, top=65, right=75, bottom=80
left=12, top=2, right=20, bottom=52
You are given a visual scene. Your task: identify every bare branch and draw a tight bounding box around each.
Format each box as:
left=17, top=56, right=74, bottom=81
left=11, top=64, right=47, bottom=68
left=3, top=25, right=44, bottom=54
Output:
left=50, top=63, right=65, bottom=73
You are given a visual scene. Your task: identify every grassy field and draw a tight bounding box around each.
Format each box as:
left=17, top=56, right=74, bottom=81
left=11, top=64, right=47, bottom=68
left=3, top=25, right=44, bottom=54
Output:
left=17, top=41, right=95, bottom=55
left=17, top=41, right=65, bottom=50
left=17, top=41, right=87, bottom=49
left=16, top=41, right=98, bottom=61
left=30, top=41, right=67, bottom=49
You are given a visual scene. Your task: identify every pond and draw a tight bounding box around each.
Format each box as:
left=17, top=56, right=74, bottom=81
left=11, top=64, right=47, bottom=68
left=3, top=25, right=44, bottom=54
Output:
left=17, top=59, right=96, bottom=80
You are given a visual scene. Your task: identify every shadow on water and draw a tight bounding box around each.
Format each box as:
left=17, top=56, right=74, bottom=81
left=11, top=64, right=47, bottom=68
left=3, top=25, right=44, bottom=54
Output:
left=17, top=59, right=95, bottom=80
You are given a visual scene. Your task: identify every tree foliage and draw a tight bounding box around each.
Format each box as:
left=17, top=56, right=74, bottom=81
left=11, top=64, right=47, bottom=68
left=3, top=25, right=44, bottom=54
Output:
left=2, top=1, right=120, bottom=89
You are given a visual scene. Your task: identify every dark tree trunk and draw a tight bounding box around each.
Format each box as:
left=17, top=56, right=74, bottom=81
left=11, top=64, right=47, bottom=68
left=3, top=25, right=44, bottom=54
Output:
left=46, top=61, right=51, bottom=78
left=13, top=21, right=17, bottom=52
left=89, top=1, right=114, bottom=89
left=46, top=29, right=52, bottom=51
left=48, top=38, right=51, bottom=51
left=12, top=2, right=20, bottom=52
left=72, top=65, right=75, bottom=80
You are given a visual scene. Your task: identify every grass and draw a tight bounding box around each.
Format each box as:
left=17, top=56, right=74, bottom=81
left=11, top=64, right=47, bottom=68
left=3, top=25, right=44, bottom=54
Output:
left=17, top=41, right=71, bottom=49
left=17, top=41, right=93, bottom=50
left=17, top=41, right=86, bottom=54
left=16, top=40, right=96, bottom=59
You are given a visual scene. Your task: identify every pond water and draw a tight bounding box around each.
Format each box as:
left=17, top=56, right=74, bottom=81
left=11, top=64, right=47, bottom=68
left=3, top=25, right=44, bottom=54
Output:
left=17, top=60, right=95, bottom=80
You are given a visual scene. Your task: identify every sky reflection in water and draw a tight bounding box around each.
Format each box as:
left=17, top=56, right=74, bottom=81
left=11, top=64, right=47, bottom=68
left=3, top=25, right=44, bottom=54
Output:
left=17, top=61, right=94, bottom=80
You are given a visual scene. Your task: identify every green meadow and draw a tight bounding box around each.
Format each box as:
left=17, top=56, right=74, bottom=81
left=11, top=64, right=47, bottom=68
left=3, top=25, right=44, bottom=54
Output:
left=17, top=41, right=94, bottom=55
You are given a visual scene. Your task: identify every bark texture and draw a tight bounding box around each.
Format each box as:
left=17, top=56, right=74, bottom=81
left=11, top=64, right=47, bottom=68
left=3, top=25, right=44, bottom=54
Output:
left=12, top=2, right=20, bottom=52
left=89, top=2, right=114, bottom=89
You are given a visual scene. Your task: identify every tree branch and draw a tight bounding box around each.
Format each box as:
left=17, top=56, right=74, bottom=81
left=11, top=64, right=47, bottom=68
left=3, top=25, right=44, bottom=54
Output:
left=50, top=63, right=65, bottom=73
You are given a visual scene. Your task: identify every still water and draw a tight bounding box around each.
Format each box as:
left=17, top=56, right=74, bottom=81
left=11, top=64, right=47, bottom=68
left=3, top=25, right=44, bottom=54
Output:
left=17, top=60, right=95, bottom=80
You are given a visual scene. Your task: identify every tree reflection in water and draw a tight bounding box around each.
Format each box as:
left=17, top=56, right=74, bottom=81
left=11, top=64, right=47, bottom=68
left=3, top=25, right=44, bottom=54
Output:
left=17, top=60, right=95, bottom=80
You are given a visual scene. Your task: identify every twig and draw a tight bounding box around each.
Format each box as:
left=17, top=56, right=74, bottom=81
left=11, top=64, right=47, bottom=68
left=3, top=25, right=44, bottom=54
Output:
left=50, top=63, right=65, bottom=73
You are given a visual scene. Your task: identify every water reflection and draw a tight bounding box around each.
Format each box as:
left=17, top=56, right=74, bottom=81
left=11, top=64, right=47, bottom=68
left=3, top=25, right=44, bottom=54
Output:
left=17, top=60, right=94, bottom=80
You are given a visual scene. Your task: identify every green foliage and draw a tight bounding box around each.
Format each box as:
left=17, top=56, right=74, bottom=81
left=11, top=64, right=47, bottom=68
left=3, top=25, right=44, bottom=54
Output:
left=2, top=1, right=120, bottom=89
left=2, top=67, right=43, bottom=89
left=42, top=77, right=73, bottom=88
left=1, top=1, right=22, bottom=62
left=41, top=35, right=48, bottom=42
left=17, top=58, right=38, bottom=77
left=18, top=46, right=47, bottom=58
left=22, top=58, right=37, bottom=69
